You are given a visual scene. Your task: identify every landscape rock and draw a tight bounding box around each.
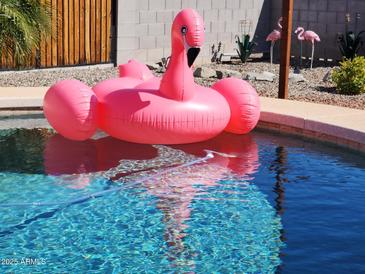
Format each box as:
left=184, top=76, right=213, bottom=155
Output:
left=193, top=67, right=216, bottom=78
left=220, top=55, right=232, bottom=63
left=244, top=71, right=275, bottom=82
left=216, top=69, right=242, bottom=79
left=289, top=73, right=306, bottom=83
left=323, top=70, right=333, bottom=82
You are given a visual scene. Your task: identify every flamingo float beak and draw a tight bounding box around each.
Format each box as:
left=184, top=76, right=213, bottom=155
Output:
left=187, top=47, right=200, bottom=67
left=182, top=32, right=202, bottom=67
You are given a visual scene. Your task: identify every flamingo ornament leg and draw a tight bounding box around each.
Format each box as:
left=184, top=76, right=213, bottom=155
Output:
left=270, top=41, right=275, bottom=65
left=310, top=42, right=315, bottom=69
left=299, top=40, right=303, bottom=68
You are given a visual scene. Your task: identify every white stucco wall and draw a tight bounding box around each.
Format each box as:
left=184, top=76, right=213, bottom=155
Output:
left=116, top=0, right=271, bottom=65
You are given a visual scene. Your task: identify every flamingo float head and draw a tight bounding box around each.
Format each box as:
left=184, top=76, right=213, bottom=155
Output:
left=171, top=8, right=205, bottom=67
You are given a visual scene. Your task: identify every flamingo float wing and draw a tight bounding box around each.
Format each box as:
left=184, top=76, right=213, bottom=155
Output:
left=43, top=80, right=98, bottom=141
left=212, top=78, right=260, bottom=134
left=119, top=59, right=154, bottom=81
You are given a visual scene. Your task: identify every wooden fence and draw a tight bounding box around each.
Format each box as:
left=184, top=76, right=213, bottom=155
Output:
left=0, top=0, right=112, bottom=70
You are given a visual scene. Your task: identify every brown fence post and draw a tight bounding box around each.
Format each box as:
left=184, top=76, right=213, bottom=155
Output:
left=278, top=0, right=294, bottom=99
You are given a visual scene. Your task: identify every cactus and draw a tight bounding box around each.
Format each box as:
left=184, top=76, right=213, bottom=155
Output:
left=211, top=41, right=223, bottom=63
left=160, top=56, right=171, bottom=69
left=337, top=31, right=365, bottom=60
left=235, top=34, right=256, bottom=63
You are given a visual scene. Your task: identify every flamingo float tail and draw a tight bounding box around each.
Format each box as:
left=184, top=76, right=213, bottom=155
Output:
left=43, top=80, right=99, bottom=141
left=118, top=59, right=154, bottom=81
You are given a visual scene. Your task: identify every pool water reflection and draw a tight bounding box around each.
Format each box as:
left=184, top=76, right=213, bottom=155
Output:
left=0, top=128, right=364, bottom=273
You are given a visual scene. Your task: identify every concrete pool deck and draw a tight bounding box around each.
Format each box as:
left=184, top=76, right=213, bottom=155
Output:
left=0, top=87, right=364, bottom=152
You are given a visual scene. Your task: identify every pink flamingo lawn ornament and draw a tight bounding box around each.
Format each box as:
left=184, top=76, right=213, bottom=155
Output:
left=266, top=17, right=283, bottom=65
left=295, top=27, right=320, bottom=69
left=43, top=9, right=260, bottom=144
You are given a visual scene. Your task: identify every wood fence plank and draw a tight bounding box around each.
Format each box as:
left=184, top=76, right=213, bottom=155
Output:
left=1, top=53, right=6, bottom=69
left=40, top=0, right=46, bottom=67
left=46, top=38, right=52, bottom=67
left=95, top=0, right=101, bottom=63
left=80, top=0, right=85, bottom=63
left=69, top=0, right=75, bottom=64
left=106, top=0, right=111, bottom=62
left=4, top=52, right=8, bottom=69
left=85, top=0, right=91, bottom=63
left=90, top=0, right=96, bottom=63
left=57, top=0, right=63, bottom=65
left=74, top=0, right=80, bottom=64
left=101, top=0, right=107, bottom=62
left=7, top=51, right=13, bottom=68
left=52, top=0, right=58, bottom=66
left=31, top=48, right=37, bottom=68
left=1, top=0, right=111, bottom=69
left=63, top=0, right=69, bottom=64
left=46, top=1, right=52, bottom=67
left=40, top=37, right=46, bottom=67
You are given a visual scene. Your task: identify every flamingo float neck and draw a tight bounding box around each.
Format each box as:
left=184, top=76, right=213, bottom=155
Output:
left=159, top=9, right=204, bottom=101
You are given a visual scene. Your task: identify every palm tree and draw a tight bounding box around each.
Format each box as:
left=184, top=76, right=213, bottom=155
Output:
left=0, top=0, right=51, bottom=65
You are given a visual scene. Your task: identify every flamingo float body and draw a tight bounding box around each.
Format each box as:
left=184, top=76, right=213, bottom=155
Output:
left=44, top=9, right=260, bottom=144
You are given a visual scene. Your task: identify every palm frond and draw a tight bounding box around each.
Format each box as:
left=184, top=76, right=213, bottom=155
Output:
left=0, top=0, right=52, bottom=65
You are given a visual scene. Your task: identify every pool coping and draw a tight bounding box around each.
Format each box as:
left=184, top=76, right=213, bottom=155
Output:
left=258, top=97, right=365, bottom=153
left=1, top=87, right=364, bottom=152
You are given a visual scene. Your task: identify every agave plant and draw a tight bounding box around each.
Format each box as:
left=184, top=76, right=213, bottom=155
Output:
left=0, top=0, right=51, bottom=64
left=235, top=34, right=256, bottom=63
left=337, top=30, right=365, bottom=60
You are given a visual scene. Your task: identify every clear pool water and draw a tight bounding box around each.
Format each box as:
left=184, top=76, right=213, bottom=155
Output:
left=0, top=128, right=364, bottom=273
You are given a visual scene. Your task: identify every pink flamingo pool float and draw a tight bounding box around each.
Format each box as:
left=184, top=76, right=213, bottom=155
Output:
left=44, top=9, right=260, bottom=144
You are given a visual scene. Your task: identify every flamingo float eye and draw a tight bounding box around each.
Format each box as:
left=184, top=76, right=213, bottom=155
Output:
left=181, top=26, right=187, bottom=35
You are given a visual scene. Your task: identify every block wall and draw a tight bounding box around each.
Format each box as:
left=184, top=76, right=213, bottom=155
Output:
left=271, top=0, right=365, bottom=61
left=116, top=0, right=272, bottom=64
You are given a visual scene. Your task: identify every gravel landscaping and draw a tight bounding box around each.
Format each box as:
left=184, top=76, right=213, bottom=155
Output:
left=0, top=60, right=364, bottom=110
left=202, top=61, right=365, bottom=110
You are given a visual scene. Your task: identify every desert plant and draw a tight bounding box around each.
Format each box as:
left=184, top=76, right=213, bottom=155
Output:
left=211, top=41, right=223, bottom=63
left=160, top=56, right=170, bottom=69
left=337, top=30, right=365, bottom=60
left=332, top=56, right=365, bottom=95
left=0, top=0, right=51, bottom=64
left=235, top=34, right=256, bottom=63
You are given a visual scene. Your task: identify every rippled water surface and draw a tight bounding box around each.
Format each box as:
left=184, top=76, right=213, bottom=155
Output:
left=0, top=129, right=364, bottom=273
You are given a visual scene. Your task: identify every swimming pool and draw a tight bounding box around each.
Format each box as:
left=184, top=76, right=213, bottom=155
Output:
left=0, top=128, right=364, bottom=273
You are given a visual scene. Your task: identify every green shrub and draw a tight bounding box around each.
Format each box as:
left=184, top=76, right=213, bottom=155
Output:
left=332, top=56, right=365, bottom=95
